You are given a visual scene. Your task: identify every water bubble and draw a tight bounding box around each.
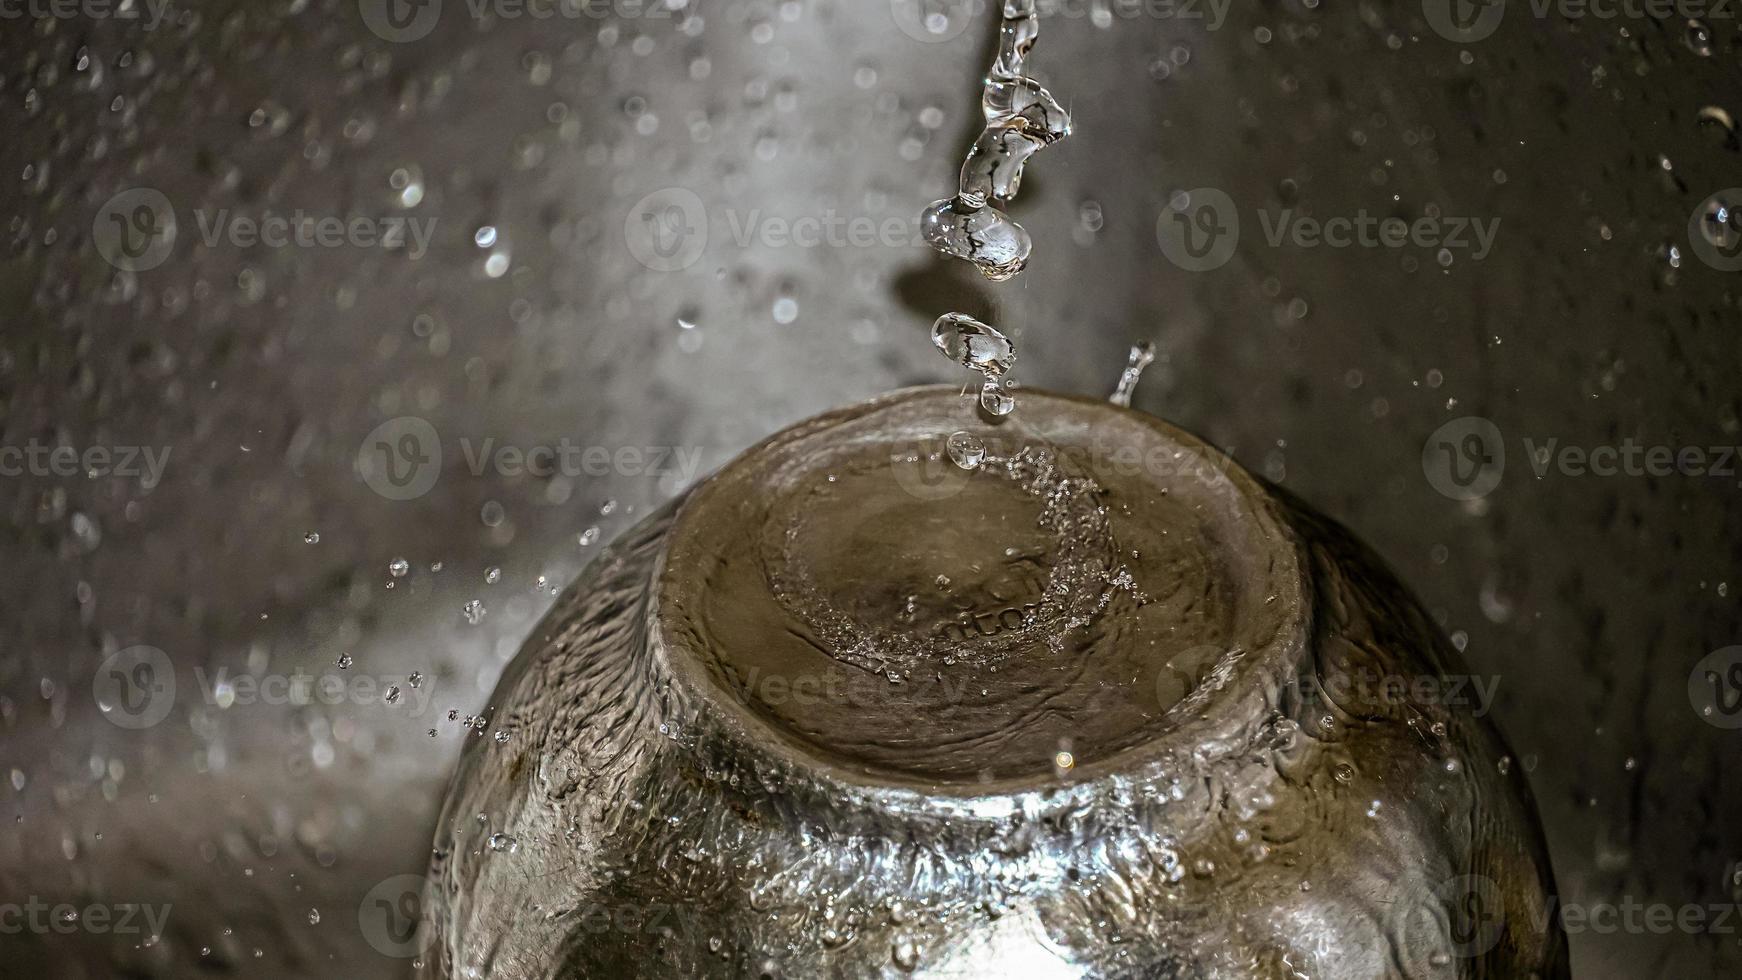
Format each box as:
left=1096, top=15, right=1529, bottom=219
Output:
left=303, top=531, right=320, bottom=544
left=306, top=909, right=320, bottom=925
left=946, top=431, right=986, bottom=470
left=486, top=833, right=518, bottom=853
left=578, top=527, right=600, bottom=547
left=389, top=558, right=410, bottom=578
left=336, top=654, right=354, bottom=670
left=485, top=567, right=502, bottom=585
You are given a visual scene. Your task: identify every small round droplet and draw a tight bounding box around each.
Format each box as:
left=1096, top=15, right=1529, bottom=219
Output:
left=336, top=654, right=354, bottom=670
left=302, top=532, right=320, bottom=544
left=463, top=600, right=487, bottom=625
left=388, top=558, right=410, bottom=578
left=487, top=833, right=518, bottom=853
left=485, top=567, right=502, bottom=585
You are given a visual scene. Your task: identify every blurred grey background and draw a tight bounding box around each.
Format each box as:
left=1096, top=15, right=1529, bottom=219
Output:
left=1, top=0, right=1739, bottom=975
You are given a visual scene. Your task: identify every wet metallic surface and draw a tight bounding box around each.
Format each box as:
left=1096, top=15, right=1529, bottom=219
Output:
left=2, top=1, right=1739, bottom=977
left=426, top=387, right=1567, bottom=979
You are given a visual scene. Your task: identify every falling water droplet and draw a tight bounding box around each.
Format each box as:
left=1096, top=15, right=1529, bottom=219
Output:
left=980, top=380, right=1016, bottom=417
left=931, top=313, right=1015, bottom=376
left=1109, top=342, right=1156, bottom=407
left=946, top=431, right=986, bottom=470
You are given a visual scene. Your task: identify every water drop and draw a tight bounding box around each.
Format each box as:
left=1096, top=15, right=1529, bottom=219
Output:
left=946, top=431, right=986, bottom=470
left=931, top=313, right=1015, bottom=377
left=1109, top=342, right=1156, bottom=408
left=389, top=558, right=410, bottom=578
left=980, top=380, right=1015, bottom=417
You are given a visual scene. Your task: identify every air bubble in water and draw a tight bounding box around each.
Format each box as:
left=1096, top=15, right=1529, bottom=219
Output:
left=389, top=557, right=410, bottom=578
left=463, top=600, right=486, bottom=625
left=946, top=431, right=986, bottom=470
left=487, top=833, right=518, bottom=853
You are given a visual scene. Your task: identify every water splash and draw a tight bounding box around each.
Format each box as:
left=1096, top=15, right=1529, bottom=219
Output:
left=920, top=0, right=1072, bottom=281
